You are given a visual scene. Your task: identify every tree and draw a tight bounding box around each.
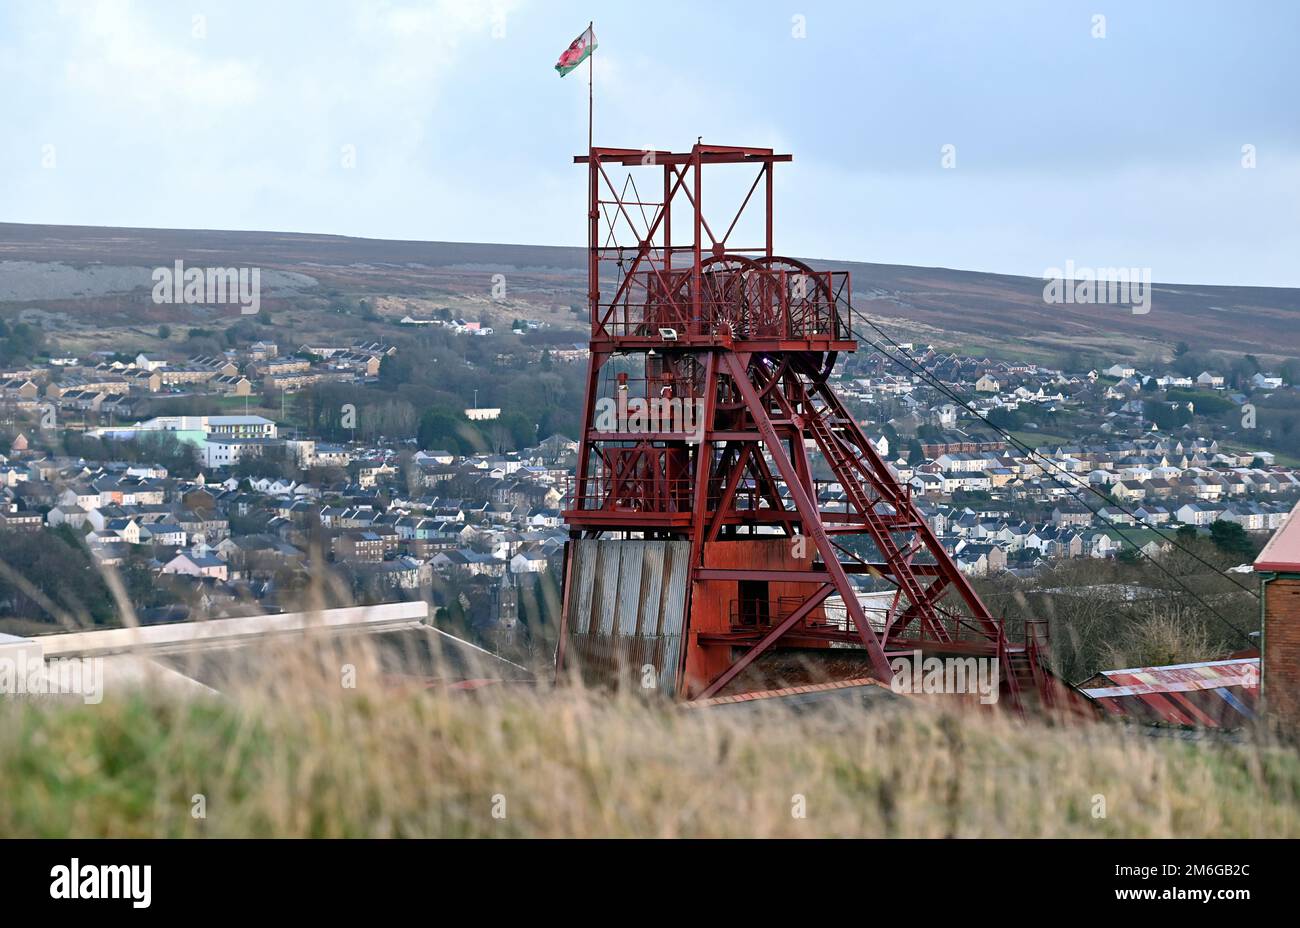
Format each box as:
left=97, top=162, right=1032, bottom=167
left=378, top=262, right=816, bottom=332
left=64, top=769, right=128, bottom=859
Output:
left=0, top=321, right=47, bottom=363
left=1146, top=401, right=1190, bottom=432
left=1208, top=520, right=1253, bottom=559
left=378, top=352, right=415, bottom=389
left=418, top=409, right=484, bottom=454
left=1117, top=547, right=1142, bottom=566
left=158, top=324, right=172, bottom=340
left=0, top=527, right=121, bottom=626
left=986, top=407, right=1023, bottom=431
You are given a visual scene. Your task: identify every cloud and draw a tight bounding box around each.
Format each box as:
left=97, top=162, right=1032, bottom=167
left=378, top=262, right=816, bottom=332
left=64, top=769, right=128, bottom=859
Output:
left=57, top=0, right=260, bottom=114
left=2, top=0, right=523, bottom=231
left=1, top=0, right=1297, bottom=286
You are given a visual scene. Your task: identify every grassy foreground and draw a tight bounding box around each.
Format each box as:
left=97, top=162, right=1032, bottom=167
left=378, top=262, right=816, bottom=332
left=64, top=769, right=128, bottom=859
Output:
left=2, top=665, right=1298, bottom=838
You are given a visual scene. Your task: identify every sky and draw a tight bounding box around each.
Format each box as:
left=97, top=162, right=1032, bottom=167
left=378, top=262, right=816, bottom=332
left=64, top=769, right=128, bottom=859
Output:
left=2, top=0, right=1298, bottom=286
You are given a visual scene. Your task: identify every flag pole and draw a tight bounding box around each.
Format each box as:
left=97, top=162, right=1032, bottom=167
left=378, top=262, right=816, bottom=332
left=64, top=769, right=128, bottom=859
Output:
left=587, top=21, right=593, bottom=155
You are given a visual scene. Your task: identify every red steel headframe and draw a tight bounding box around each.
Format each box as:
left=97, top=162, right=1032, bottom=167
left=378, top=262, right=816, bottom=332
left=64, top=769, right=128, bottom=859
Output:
left=557, top=143, right=1061, bottom=711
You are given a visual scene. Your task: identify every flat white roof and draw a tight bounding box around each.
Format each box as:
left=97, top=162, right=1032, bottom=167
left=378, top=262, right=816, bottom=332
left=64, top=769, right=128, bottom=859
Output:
left=35, top=601, right=429, bottom=658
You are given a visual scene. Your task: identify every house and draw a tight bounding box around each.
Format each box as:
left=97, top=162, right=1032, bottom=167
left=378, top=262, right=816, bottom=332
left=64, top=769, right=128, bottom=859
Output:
left=175, top=510, right=230, bottom=543
left=360, top=559, right=422, bottom=591
left=336, top=530, right=384, bottom=562
left=1, top=378, right=40, bottom=400
left=430, top=549, right=506, bottom=577
left=510, top=550, right=549, bottom=574
left=1196, top=371, right=1226, bottom=389
left=1134, top=505, right=1171, bottom=526
left=46, top=504, right=88, bottom=529
left=1051, top=505, right=1093, bottom=528
left=211, top=375, right=253, bottom=396
left=1086, top=531, right=1123, bottom=558
left=105, top=517, right=142, bottom=545
left=140, top=522, right=187, bottom=547
left=527, top=508, right=563, bottom=529
left=1174, top=502, right=1223, bottom=526
left=0, top=509, right=43, bottom=533
left=1221, top=502, right=1269, bottom=532
left=134, top=353, right=167, bottom=372
left=962, top=542, right=1006, bottom=574
left=161, top=552, right=228, bottom=581
left=909, top=472, right=943, bottom=496
left=1111, top=480, right=1147, bottom=502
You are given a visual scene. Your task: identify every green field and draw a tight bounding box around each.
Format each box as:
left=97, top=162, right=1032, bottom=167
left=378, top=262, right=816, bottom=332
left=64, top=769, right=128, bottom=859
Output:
left=1220, top=441, right=1300, bottom=468
left=1008, top=430, right=1075, bottom=449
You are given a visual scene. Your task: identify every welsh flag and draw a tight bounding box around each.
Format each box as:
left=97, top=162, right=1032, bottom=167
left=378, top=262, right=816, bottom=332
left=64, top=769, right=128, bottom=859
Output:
left=555, top=25, right=596, bottom=77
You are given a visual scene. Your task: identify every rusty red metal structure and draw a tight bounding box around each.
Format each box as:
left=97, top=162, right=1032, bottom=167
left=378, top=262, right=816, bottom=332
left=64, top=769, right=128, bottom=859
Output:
left=556, top=144, right=1061, bottom=711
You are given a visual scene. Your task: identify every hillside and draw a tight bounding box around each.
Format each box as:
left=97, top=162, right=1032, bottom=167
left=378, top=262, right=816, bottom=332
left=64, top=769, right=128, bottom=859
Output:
left=2, top=677, right=1295, bottom=838
left=2, top=222, right=1299, bottom=365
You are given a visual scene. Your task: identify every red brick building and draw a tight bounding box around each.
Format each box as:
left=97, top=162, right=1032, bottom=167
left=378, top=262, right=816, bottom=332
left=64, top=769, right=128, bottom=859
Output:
left=1253, top=501, right=1300, bottom=730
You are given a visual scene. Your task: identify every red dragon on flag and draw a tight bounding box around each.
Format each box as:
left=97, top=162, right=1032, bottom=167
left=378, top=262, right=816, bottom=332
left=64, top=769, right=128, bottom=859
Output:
left=555, top=25, right=597, bottom=77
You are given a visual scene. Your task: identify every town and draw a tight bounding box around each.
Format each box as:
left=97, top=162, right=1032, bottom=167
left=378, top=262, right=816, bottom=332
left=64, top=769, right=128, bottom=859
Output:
left=0, top=315, right=1294, bottom=663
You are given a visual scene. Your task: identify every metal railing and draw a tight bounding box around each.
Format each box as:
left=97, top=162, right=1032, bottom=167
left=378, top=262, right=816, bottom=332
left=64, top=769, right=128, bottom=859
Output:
left=564, top=474, right=697, bottom=513
left=594, top=267, right=851, bottom=341
left=728, top=595, right=822, bottom=628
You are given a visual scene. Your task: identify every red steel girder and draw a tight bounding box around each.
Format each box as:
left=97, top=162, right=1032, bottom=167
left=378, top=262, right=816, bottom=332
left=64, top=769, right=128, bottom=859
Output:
left=557, top=142, right=1057, bottom=713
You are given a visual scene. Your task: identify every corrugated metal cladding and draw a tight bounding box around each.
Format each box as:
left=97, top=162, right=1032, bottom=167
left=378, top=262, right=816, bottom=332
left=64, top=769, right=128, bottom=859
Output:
left=563, top=539, right=691, bottom=696
left=1080, top=658, right=1259, bottom=728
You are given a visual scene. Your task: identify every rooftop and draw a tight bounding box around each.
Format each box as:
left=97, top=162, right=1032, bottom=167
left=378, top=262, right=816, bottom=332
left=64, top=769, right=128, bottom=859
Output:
left=1254, top=500, right=1300, bottom=572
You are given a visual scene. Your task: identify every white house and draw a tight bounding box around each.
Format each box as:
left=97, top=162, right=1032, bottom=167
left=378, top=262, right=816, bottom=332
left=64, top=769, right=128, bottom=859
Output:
left=46, top=505, right=88, bottom=529
left=161, top=552, right=228, bottom=581
left=141, top=522, right=187, bottom=547
left=1175, top=502, right=1222, bottom=526
left=509, top=550, right=549, bottom=574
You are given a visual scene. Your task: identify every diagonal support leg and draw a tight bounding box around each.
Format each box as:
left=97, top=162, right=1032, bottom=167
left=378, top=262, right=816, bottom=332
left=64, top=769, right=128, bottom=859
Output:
left=698, top=584, right=834, bottom=699
left=720, top=352, right=894, bottom=680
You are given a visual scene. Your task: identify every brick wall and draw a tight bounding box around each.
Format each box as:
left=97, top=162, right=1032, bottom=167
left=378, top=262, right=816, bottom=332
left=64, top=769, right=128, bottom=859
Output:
left=1264, top=575, right=1300, bottom=729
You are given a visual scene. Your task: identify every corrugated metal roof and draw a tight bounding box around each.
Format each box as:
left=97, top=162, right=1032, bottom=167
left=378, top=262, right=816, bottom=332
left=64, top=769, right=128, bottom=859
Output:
left=1080, top=657, right=1259, bottom=728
